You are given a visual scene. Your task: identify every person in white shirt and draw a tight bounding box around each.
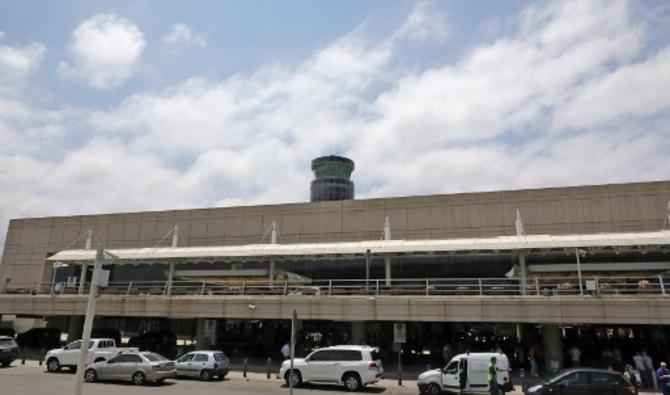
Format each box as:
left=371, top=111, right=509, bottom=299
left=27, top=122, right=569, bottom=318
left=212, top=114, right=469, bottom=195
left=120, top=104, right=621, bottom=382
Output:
left=569, top=345, right=581, bottom=367
left=634, top=352, right=647, bottom=388
left=281, top=342, right=290, bottom=360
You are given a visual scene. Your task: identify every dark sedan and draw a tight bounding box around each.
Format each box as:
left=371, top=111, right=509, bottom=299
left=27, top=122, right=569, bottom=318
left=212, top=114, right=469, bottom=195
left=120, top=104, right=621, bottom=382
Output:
left=525, top=368, right=635, bottom=395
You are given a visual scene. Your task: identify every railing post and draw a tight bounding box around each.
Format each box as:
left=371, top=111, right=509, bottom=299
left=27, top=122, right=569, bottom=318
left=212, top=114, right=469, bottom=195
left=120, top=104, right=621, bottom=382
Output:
left=241, top=281, right=246, bottom=295
left=328, top=280, right=332, bottom=296
left=535, top=277, right=540, bottom=296
left=200, top=282, right=206, bottom=295
left=660, top=275, right=666, bottom=295
left=283, top=280, right=288, bottom=296
left=376, top=279, right=379, bottom=295
left=126, top=281, right=133, bottom=296
left=425, top=279, right=430, bottom=296
left=478, top=278, right=483, bottom=296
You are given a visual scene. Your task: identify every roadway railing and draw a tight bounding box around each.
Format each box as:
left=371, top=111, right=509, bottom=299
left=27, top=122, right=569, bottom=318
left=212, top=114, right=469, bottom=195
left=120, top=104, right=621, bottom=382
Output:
left=1, top=275, right=668, bottom=298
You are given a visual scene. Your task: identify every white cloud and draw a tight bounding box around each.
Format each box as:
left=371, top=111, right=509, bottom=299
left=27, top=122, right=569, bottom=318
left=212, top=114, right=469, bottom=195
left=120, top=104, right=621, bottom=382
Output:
left=163, top=23, right=205, bottom=48
left=59, top=14, right=146, bottom=89
left=395, top=1, right=448, bottom=42
left=0, top=37, right=46, bottom=83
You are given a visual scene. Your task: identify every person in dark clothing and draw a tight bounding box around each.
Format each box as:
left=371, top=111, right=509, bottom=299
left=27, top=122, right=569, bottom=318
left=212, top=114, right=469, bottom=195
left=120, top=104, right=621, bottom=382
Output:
left=657, top=362, right=670, bottom=395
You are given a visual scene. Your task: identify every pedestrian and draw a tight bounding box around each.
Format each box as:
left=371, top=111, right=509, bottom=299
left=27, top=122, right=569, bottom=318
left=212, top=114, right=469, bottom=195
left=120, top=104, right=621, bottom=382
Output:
left=623, top=364, right=639, bottom=395
left=643, top=351, right=656, bottom=388
left=487, top=356, right=505, bottom=395
left=568, top=345, right=581, bottom=367
left=657, top=362, right=670, bottom=395
left=443, top=343, right=452, bottom=366
left=281, top=341, right=290, bottom=360
left=633, top=352, right=647, bottom=388
left=528, top=349, right=538, bottom=378
left=602, top=347, right=614, bottom=369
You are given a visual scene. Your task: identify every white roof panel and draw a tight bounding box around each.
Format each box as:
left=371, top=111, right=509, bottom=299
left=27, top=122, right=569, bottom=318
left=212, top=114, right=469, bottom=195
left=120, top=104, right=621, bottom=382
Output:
left=46, top=230, right=670, bottom=265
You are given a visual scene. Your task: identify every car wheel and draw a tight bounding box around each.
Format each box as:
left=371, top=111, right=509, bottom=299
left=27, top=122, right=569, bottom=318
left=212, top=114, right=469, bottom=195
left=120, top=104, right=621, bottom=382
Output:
left=46, top=358, right=61, bottom=372
left=427, top=383, right=441, bottom=395
left=1, top=361, right=10, bottom=367
left=84, top=368, right=97, bottom=383
left=285, top=370, right=302, bottom=387
left=343, top=373, right=362, bottom=391
left=200, top=369, right=212, bottom=381
left=132, top=371, right=146, bottom=385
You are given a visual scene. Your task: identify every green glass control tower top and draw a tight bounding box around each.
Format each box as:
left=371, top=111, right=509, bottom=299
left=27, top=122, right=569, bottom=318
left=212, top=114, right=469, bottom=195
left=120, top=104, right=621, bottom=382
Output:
left=310, top=155, right=355, bottom=202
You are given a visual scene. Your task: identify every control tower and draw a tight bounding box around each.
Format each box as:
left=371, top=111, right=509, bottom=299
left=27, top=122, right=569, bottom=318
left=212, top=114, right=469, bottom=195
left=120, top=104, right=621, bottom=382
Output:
left=310, top=155, right=355, bottom=202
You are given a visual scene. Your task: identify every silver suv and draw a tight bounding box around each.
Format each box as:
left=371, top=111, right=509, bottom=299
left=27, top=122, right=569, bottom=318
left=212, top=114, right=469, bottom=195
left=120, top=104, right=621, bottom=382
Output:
left=176, top=350, right=229, bottom=380
left=279, top=345, right=383, bottom=391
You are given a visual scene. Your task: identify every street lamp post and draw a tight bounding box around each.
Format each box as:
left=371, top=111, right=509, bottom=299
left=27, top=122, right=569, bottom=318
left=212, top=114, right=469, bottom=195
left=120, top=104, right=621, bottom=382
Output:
left=73, top=246, right=114, bottom=395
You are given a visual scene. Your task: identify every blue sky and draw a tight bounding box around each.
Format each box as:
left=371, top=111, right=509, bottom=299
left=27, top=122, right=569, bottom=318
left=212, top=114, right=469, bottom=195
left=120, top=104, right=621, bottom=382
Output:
left=0, top=0, right=669, bottom=250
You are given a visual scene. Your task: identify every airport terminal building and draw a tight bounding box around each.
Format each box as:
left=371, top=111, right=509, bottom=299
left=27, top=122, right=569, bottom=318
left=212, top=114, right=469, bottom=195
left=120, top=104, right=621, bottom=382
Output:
left=1, top=156, right=670, bottom=371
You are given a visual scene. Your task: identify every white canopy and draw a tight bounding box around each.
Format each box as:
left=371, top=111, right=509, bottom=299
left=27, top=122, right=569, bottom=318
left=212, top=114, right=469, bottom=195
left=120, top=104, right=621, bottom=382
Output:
left=46, top=230, right=670, bottom=265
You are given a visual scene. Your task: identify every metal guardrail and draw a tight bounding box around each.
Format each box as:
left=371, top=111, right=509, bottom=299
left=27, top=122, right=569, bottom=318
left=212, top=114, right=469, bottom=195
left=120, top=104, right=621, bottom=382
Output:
left=1, top=275, right=668, bottom=298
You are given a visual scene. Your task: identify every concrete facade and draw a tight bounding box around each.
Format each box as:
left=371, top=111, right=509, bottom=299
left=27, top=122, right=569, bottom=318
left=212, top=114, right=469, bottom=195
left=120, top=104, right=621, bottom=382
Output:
left=1, top=180, right=669, bottom=286
left=1, top=294, right=669, bottom=325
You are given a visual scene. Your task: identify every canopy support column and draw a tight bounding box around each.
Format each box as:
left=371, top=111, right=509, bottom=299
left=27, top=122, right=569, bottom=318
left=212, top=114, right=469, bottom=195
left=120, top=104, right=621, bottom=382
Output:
left=167, top=226, right=178, bottom=297
left=78, top=229, right=92, bottom=295
left=269, top=221, right=277, bottom=288
left=384, top=216, right=391, bottom=286
left=515, top=210, right=527, bottom=295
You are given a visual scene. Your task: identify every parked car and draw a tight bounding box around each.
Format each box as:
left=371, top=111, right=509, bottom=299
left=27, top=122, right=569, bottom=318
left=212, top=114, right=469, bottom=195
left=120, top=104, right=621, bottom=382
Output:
left=417, top=352, right=513, bottom=395
left=128, top=331, right=177, bottom=359
left=176, top=350, right=229, bottom=380
left=84, top=351, right=176, bottom=385
left=16, top=328, right=61, bottom=350
left=0, top=336, right=19, bottom=367
left=525, top=368, right=635, bottom=395
left=44, top=338, right=138, bottom=372
left=279, top=345, right=383, bottom=391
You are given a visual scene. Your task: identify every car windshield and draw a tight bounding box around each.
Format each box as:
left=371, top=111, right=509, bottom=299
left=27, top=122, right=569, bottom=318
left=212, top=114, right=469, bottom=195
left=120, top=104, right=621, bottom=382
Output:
left=143, top=353, right=167, bottom=362
left=213, top=353, right=227, bottom=362
left=65, top=340, right=93, bottom=350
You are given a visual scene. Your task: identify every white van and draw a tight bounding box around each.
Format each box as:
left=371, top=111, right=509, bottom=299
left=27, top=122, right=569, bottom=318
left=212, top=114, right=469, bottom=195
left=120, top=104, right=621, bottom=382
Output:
left=417, top=352, right=513, bottom=394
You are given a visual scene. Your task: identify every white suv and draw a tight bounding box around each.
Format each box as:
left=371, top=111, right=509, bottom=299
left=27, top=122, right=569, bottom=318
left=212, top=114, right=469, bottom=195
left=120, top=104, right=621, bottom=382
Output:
left=279, top=345, right=383, bottom=391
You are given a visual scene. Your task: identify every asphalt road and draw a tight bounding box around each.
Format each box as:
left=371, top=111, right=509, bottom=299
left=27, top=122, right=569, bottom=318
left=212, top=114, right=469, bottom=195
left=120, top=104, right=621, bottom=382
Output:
left=0, top=362, right=422, bottom=395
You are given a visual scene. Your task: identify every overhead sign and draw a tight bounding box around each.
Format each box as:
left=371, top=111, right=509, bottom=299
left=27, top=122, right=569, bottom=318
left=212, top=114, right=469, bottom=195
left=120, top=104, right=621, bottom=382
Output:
left=393, top=323, right=406, bottom=344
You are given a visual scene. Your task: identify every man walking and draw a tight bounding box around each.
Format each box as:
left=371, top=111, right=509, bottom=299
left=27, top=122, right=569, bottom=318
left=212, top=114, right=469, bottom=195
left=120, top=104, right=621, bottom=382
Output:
left=488, top=356, right=505, bottom=395
left=657, top=362, right=670, bottom=395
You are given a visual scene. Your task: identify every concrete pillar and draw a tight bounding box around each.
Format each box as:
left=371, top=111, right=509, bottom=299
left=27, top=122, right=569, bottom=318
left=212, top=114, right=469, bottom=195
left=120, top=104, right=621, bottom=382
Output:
left=67, top=316, right=84, bottom=343
left=351, top=322, right=366, bottom=345
left=542, top=324, right=563, bottom=373
left=195, top=319, right=206, bottom=350
left=195, top=319, right=217, bottom=350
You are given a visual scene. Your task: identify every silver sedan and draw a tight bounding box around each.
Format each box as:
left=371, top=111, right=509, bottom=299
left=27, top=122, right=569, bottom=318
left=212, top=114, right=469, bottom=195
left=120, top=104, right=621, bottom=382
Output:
left=84, top=352, right=176, bottom=385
